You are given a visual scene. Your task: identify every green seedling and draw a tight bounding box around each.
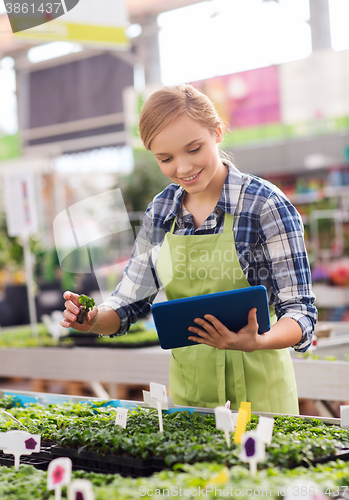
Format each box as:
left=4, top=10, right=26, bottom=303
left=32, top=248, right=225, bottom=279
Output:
left=76, top=294, right=96, bottom=324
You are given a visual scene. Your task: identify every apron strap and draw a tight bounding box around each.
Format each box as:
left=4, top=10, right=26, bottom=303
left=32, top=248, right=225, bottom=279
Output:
left=223, top=212, right=234, bottom=234
left=170, top=217, right=176, bottom=234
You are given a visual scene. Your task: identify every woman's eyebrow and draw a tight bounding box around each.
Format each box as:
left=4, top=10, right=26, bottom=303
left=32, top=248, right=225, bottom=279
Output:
left=154, top=139, right=202, bottom=156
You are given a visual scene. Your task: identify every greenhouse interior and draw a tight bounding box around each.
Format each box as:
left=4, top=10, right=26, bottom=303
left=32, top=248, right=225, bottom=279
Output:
left=1, top=0, right=349, bottom=498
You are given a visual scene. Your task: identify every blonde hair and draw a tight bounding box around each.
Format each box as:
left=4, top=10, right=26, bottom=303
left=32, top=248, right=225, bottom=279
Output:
left=139, top=84, right=224, bottom=150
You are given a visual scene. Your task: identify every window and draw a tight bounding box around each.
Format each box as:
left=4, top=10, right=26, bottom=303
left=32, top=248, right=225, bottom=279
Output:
left=158, top=0, right=311, bottom=85
left=329, top=0, right=349, bottom=51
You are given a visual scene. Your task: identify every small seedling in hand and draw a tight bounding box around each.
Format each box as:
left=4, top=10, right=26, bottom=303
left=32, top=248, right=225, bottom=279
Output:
left=76, top=295, right=95, bottom=324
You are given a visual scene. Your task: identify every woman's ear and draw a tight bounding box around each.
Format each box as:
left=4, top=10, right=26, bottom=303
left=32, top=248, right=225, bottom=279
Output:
left=215, top=125, right=223, bottom=143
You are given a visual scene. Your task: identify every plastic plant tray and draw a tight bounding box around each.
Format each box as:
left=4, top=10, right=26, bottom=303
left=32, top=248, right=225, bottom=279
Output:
left=51, top=446, right=154, bottom=477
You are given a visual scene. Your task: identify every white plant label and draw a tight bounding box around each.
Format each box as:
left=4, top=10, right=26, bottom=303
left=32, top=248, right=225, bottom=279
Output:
left=47, top=457, right=73, bottom=500
left=150, top=382, right=168, bottom=403
left=143, top=390, right=150, bottom=406
left=239, top=431, right=265, bottom=477
left=143, top=390, right=173, bottom=410
left=0, top=430, right=41, bottom=470
left=214, top=406, right=236, bottom=448
left=68, top=479, right=95, bottom=500
left=257, top=416, right=274, bottom=444
left=115, top=408, right=128, bottom=429
left=214, top=407, right=235, bottom=432
left=340, top=405, right=349, bottom=428
left=225, top=400, right=231, bottom=409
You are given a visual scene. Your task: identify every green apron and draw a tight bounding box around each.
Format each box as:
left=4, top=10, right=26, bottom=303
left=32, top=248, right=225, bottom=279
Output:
left=156, top=211, right=299, bottom=414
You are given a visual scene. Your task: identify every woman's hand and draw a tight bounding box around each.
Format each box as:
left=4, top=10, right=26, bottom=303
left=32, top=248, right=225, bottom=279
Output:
left=60, top=291, right=98, bottom=333
left=188, top=308, right=261, bottom=352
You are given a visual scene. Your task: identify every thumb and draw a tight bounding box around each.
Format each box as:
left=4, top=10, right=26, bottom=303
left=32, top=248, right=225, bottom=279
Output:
left=248, top=308, right=259, bottom=331
left=87, top=305, right=98, bottom=323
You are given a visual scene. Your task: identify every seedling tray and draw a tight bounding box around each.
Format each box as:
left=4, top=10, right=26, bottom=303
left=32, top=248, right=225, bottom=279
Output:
left=51, top=446, right=154, bottom=477
left=0, top=451, right=50, bottom=470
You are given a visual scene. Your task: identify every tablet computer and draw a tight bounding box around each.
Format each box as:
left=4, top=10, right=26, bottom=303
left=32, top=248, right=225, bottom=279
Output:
left=151, top=285, right=270, bottom=350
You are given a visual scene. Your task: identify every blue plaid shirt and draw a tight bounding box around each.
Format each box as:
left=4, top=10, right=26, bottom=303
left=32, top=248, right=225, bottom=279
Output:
left=102, top=162, right=317, bottom=352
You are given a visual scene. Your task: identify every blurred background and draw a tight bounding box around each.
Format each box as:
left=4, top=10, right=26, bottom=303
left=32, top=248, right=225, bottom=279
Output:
left=0, top=0, right=349, bottom=408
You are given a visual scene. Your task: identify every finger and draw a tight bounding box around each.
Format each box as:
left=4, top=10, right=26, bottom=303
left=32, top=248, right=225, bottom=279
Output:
left=87, top=306, right=98, bottom=323
left=60, top=318, right=72, bottom=328
left=203, top=315, right=227, bottom=335
left=188, top=336, right=215, bottom=347
left=63, top=291, right=80, bottom=306
left=63, top=309, right=77, bottom=323
left=188, top=325, right=210, bottom=338
left=193, top=317, right=220, bottom=335
left=64, top=300, right=80, bottom=315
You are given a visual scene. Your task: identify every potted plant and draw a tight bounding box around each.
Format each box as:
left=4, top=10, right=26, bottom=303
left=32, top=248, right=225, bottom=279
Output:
left=76, top=294, right=95, bottom=324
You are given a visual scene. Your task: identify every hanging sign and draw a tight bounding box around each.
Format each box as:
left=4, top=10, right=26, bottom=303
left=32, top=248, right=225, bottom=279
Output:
left=0, top=430, right=41, bottom=470
left=47, top=457, right=72, bottom=500
left=149, top=382, right=168, bottom=433
left=68, top=479, right=95, bottom=500
left=11, top=0, right=129, bottom=49
left=239, top=431, right=265, bottom=477
left=4, top=171, right=39, bottom=237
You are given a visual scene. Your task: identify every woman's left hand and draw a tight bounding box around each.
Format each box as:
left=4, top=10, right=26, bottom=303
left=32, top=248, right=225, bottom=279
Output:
left=188, top=308, right=261, bottom=352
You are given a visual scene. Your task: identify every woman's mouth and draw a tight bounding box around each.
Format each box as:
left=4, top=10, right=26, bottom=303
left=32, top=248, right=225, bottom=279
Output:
left=180, top=170, right=203, bottom=184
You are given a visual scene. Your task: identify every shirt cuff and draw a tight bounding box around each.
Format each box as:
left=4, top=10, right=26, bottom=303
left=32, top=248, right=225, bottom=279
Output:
left=98, top=299, right=129, bottom=338
left=280, top=312, right=314, bottom=353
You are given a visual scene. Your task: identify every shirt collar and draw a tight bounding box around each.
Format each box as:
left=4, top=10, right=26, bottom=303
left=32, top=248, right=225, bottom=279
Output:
left=163, top=184, right=185, bottom=223
left=216, top=160, right=243, bottom=216
left=163, top=160, right=243, bottom=223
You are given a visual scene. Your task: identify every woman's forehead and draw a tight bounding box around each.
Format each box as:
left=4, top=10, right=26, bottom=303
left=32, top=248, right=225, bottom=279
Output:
left=151, top=114, right=210, bottom=153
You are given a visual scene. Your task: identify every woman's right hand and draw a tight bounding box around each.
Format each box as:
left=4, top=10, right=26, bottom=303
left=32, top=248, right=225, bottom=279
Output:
left=60, top=291, right=98, bottom=332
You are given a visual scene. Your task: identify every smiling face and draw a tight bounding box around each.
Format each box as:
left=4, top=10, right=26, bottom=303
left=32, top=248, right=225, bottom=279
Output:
left=151, top=113, right=226, bottom=197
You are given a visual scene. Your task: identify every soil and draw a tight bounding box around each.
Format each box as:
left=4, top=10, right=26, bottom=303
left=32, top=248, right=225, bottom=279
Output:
left=76, top=306, right=89, bottom=324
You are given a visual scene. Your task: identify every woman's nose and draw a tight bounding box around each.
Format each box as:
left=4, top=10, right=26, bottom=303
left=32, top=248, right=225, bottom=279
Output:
left=175, top=158, right=191, bottom=175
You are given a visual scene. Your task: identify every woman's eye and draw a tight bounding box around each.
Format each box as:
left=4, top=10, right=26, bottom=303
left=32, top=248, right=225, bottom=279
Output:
left=189, top=146, right=201, bottom=154
left=160, top=158, right=172, bottom=163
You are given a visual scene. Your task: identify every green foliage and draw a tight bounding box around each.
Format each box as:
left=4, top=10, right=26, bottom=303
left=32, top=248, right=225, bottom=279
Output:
left=1, top=461, right=349, bottom=500
left=78, top=294, right=95, bottom=311
left=0, top=321, right=158, bottom=348
left=1, top=400, right=348, bottom=471
left=0, top=214, right=24, bottom=272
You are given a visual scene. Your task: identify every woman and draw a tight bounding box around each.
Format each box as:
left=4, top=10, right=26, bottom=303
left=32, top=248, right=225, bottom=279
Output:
left=61, top=84, right=317, bottom=414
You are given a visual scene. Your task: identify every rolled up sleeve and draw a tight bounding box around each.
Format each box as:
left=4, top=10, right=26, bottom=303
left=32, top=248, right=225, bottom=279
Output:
left=259, top=193, right=317, bottom=352
left=100, top=202, right=162, bottom=336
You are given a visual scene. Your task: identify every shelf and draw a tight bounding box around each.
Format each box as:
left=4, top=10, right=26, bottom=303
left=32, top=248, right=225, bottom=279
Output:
left=312, top=284, right=349, bottom=307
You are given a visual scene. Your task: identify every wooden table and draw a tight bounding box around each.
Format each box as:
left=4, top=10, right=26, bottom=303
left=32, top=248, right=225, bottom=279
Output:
left=0, top=347, right=348, bottom=403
